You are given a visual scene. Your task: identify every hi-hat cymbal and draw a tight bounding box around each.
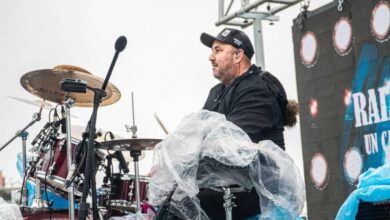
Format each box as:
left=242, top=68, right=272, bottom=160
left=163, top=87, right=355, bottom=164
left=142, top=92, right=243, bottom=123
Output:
left=97, top=138, right=162, bottom=151
left=20, top=65, right=121, bottom=107
left=71, top=125, right=125, bottom=143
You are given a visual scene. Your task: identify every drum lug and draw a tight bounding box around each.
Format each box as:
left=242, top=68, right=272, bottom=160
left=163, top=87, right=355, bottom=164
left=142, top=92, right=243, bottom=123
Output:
left=128, top=181, right=134, bottom=198
left=49, top=162, right=56, bottom=174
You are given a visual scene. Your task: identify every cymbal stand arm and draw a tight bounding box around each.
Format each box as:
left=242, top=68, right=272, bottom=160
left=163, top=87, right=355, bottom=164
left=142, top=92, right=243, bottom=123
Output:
left=0, top=110, right=41, bottom=152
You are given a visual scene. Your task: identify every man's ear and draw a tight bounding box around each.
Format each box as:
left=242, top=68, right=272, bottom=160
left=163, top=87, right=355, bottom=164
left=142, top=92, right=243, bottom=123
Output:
left=234, top=50, right=243, bottom=62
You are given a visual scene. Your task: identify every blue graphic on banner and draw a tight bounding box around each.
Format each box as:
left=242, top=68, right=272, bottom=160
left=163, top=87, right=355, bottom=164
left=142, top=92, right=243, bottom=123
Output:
left=340, top=43, right=390, bottom=185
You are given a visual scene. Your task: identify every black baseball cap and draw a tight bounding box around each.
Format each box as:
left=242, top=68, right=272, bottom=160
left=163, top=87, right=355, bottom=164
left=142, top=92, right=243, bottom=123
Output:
left=200, top=28, right=254, bottom=59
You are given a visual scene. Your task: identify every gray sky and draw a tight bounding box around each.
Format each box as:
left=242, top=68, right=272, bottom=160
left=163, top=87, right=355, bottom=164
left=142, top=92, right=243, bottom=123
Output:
left=0, top=0, right=331, bottom=195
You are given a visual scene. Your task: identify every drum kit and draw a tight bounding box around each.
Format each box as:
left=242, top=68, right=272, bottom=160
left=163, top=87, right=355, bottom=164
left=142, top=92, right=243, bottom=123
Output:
left=1, top=63, right=162, bottom=219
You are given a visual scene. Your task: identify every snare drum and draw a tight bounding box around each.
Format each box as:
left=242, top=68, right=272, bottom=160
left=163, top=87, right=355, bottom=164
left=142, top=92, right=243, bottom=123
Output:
left=109, top=173, right=150, bottom=210
left=36, top=138, right=105, bottom=197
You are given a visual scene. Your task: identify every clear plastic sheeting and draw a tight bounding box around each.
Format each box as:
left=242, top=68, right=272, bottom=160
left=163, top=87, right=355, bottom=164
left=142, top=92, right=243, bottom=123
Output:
left=0, top=197, right=22, bottom=220
left=336, top=162, right=390, bottom=220
left=149, top=110, right=305, bottom=220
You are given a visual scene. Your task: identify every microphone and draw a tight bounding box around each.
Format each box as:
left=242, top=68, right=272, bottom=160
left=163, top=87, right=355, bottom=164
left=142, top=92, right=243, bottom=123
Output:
left=101, top=35, right=127, bottom=90
left=108, top=131, right=115, bottom=140
left=115, top=36, right=127, bottom=52
left=115, top=151, right=129, bottom=174
left=53, top=118, right=66, bottom=127
left=61, top=106, right=67, bottom=134
left=107, top=131, right=129, bottom=173
left=96, top=129, right=103, bottom=140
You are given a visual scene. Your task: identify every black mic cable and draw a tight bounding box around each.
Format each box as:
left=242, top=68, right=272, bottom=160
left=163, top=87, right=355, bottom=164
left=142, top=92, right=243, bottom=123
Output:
left=61, top=106, right=66, bottom=134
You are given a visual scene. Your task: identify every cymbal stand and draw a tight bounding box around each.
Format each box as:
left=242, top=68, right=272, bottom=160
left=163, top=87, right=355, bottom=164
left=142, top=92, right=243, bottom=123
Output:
left=130, top=149, right=141, bottom=212
left=31, top=143, right=49, bottom=208
left=30, top=178, right=48, bottom=208
left=125, top=92, right=142, bottom=212
left=64, top=98, right=76, bottom=220
left=0, top=109, right=42, bottom=206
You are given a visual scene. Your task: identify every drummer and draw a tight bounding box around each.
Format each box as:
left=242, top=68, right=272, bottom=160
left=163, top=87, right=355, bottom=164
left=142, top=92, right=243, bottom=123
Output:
left=197, top=28, right=299, bottom=219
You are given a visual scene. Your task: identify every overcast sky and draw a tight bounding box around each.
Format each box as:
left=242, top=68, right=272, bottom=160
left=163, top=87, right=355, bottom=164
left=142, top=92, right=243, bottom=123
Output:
left=0, top=0, right=331, bottom=195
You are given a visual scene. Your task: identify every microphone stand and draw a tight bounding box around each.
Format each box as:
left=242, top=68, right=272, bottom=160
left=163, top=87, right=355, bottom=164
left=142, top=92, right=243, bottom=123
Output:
left=0, top=109, right=42, bottom=206
left=79, top=87, right=105, bottom=220
left=78, top=36, right=127, bottom=220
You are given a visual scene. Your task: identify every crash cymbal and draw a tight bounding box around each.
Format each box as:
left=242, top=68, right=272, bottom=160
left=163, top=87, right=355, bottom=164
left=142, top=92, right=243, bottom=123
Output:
left=8, top=96, right=79, bottom=118
left=97, top=138, right=162, bottom=151
left=20, top=65, right=121, bottom=107
left=8, top=96, right=53, bottom=109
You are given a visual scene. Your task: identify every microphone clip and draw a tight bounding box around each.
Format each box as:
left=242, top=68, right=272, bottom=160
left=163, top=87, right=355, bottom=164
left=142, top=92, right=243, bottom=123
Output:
left=61, top=79, right=87, bottom=93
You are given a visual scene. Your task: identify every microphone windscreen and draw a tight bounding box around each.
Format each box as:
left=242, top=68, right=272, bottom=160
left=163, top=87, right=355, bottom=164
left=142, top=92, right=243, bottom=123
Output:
left=115, top=36, right=127, bottom=52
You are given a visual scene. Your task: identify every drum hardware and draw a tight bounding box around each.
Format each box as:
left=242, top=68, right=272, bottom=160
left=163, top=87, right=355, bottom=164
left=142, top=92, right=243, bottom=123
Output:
left=1, top=107, right=43, bottom=206
left=131, top=150, right=143, bottom=213
left=17, top=59, right=123, bottom=218
left=30, top=178, right=48, bottom=208
left=128, top=181, right=135, bottom=199
left=48, top=162, right=56, bottom=174
left=30, top=120, right=60, bottom=153
left=64, top=98, right=76, bottom=220
left=79, top=36, right=127, bottom=220
left=35, top=137, right=88, bottom=198
left=125, top=92, right=145, bottom=212
left=61, top=78, right=88, bottom=94
left=31, top=120, right=61, bottom=208
left=222, top=186, right=236, bottom=220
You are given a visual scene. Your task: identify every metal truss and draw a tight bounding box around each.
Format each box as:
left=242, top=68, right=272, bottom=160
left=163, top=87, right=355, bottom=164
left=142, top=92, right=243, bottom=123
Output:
left=217, top=0, right=302, bottom=27
left=216, top=0, right=303, bottom=67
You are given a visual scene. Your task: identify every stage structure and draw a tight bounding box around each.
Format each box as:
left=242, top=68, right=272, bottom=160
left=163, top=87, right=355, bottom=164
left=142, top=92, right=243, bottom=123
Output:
left=293, top=0, right=390, bottom=218
left=216, top=0, right=302, bottom=68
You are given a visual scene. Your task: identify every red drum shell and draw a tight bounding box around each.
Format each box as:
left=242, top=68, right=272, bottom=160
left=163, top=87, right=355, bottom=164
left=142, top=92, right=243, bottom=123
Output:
left=36, top=138, right=104, bottom=197
left=109, top=174, right=150, bottom=210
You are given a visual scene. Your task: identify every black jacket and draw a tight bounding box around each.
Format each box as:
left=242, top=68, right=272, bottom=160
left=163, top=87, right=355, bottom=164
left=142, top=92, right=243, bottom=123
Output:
left=203, top=65, right=287, bottom=149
